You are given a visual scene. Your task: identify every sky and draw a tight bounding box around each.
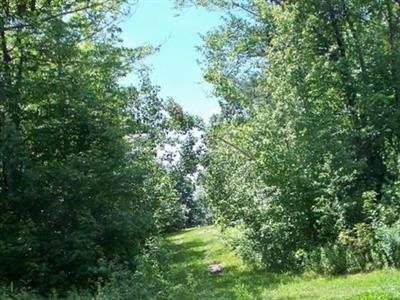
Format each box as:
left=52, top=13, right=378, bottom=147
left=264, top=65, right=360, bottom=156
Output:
left=119, top=0, right=223, bottom=121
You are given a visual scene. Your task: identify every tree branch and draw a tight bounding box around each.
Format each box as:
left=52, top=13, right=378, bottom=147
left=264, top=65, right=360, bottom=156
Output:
left=4, top=1, right=107, bottom=31
left=210, top=132, right=255, bottom=159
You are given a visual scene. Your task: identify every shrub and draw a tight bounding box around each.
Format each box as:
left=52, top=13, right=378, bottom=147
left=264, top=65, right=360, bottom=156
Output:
left=95, top=238, right=172, bottom=300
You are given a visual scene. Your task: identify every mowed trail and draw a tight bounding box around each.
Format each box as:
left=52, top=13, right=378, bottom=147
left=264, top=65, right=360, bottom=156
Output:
left=164, top=225, right=400, bottom=300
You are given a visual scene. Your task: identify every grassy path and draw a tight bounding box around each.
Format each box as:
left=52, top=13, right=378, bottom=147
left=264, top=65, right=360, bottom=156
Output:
left=164, top=226, right=400, bottom=300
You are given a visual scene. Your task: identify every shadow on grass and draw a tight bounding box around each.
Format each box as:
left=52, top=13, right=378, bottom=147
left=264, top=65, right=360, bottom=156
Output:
left=164, top=231, right=295, bottom=300
left=211, top=265, right=294, bottom=299
left=168, top=239, right=205, bottom=260
left=165, top=238, right=208, bottom=284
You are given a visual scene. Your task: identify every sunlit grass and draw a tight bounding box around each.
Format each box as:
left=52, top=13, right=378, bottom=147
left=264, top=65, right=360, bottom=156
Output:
left=164, top=226, right=400, bottom=300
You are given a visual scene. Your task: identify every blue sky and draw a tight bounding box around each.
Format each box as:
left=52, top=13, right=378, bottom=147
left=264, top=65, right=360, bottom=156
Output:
left=119, top=0, right=223, bottom=121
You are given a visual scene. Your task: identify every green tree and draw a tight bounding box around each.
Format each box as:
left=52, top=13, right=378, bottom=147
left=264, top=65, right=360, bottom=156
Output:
left=0, top=0, right=182, bottom=292
left=186, top=0, right=400, bottom=272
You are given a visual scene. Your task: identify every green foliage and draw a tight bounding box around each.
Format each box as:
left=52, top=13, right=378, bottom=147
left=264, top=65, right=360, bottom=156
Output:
left=0, top=0, right=191, bottom=293
left=94, top=237, right=173, bottom=300
left=1, top=0, right=400, bottom=296
left=99, top=225, right=400, bottom=300
left=162, top=130, right=210, bottom=229
left=190, top=186, right=214, bottom=226
left=152, top=168, right=187, bottom=233
left=1, top=225, right=400, bottom=299
left=198, top=0, right=400, bottom=274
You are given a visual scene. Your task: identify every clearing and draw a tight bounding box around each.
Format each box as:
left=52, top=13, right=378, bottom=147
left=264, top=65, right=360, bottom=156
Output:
left=164, top=225, right=400, bottom=300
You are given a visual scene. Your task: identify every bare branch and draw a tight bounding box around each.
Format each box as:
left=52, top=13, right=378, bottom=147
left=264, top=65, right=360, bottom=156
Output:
left=231, top=1, right=259, bottom=17
left=211, top=132, right=255, bottom=159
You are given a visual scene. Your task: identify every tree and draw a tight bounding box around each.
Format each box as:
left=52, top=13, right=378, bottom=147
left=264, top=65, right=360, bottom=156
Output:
left=192, top=0, right=400, bottom=272
left=0, top=0, right=181, bottom=292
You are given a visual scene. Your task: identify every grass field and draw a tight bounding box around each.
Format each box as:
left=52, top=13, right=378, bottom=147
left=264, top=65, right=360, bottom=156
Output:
left=164, top=226, right=400, bottom=300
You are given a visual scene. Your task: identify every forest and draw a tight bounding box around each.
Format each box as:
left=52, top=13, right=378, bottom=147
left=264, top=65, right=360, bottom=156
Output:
left=0, top=0, right=399, bottom=299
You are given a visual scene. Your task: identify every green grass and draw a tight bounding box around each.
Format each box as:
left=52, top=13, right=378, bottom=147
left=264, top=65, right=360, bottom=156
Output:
left=164, top=225, right=400, bottom=300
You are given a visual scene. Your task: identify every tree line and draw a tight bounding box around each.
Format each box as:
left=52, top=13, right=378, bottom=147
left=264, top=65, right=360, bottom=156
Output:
left=191, top=0, right=400, bottom=273
left=0, top=0, right=400, bottom=297
left=0, top=0, right=206, bottom=294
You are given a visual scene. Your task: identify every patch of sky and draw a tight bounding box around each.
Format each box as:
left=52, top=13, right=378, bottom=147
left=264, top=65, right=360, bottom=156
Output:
left=119, top=0, right=224, bottom=122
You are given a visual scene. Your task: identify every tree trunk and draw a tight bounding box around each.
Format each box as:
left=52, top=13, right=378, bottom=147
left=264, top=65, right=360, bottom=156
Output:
left=0, top=1, right=10, bottom=193
left=387, top=1, right=400, bottom=107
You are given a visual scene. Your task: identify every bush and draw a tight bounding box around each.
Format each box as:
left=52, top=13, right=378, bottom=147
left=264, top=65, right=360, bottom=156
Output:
left=95, top=238, right=173, bottom=300
left=373, top=222, right=400, bottom=268
left=222, top=225, right=264, bottom=269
